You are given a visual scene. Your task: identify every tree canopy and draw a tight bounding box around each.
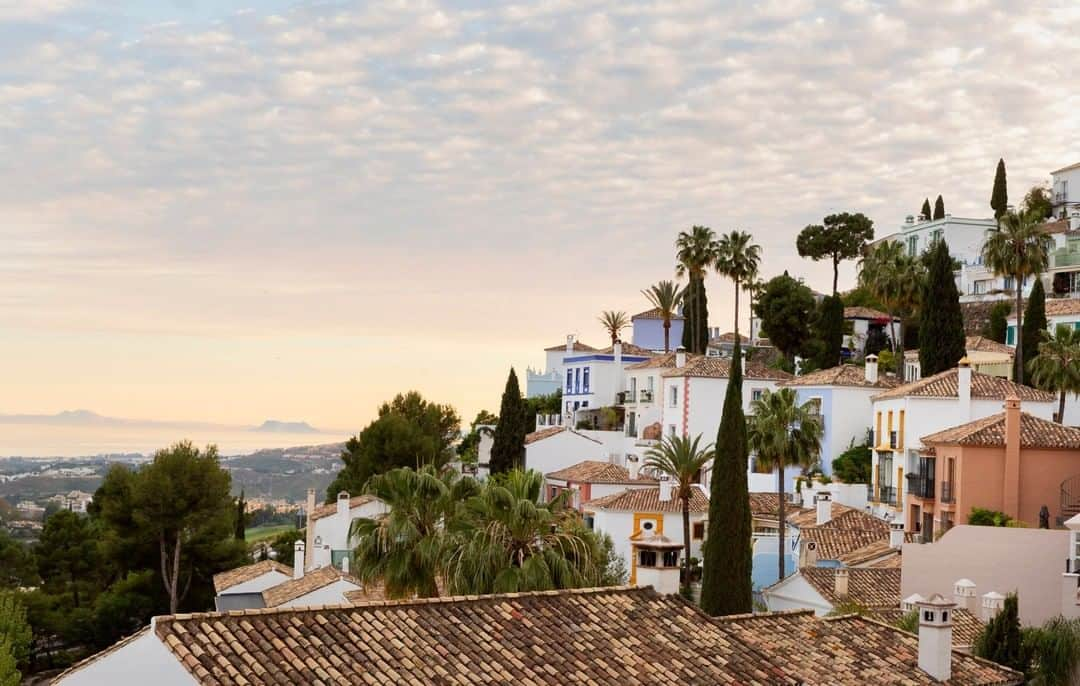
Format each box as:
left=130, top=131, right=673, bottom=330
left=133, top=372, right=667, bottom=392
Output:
left=796, top=212, right=875, bottom=295
left=918, top=240, right=967, bottom=376
left=933, top=195, right=945, bottom=220
left=489, top=369, right=528, bottom=474
left=753, top=272, right=815, bottom=365
left=991, top=158, right=1008, bottom=219
left=1021, top=279, right=1047, bottom=386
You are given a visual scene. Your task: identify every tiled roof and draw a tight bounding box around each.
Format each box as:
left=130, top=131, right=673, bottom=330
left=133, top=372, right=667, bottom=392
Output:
left=600, top=341, right=657, bottom=356
left=260, top=566, right=361, bottom=607
left=966, top=336, right=1015, bottom=356
left=717, top=610, right=1021, bottom=685
left=871, top=368, right=1055, bottom=402
left=309, top=494, right=379, bottom=521
left=844, top=306, right=897, bottom=320
left=583, top=485, right=710, bottom=513
left=835, top=534, right=915, bottom=568
left=800, top=567, right=901, bottom=609
left=545, top=460, right=658, bottom=484
left=1044, top=298, right=1080, bottom=317
left=524, top=426, right=602, bottom=445
left=343, top=585, right=388, bottom=603
left=632, top=307, right=684, bottom=321
left=781, top=364, right=900, bottom=389
left=874, top=607, right=985, bottom=647
left=921, top=410, right=1080, bottom=449
left=143, top=587, right=1020, bottom=686
left=749, top=492, right=793, bottom=518
left=797, top=509, right=892, bottom=560
left=1040, top=218, right=1071, bottom=235
left=625, top=352, right=688, bottom=370
left=212, top=560, right=292, bottom=594
left=708, top=332, right=747, bottom=345
left=785, top=502, right=861, bottom=529
left=544, top=340, right=598, bottom=352
left=661, top=356, right=794, bottom=380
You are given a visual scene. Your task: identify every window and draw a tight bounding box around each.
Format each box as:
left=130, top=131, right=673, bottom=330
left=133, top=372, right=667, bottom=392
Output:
left=662, top=550, right=679, bottom=568
left=566, top=369, right=573, bottom=392
left=907, top=236, right=918, bottom=257
left=805, top=397, right=822, bottom=415
left=1004, top=276, right=1015, bottom=291
left=574, top=368, right=581, bottom=393
left=670, top=386, right=679, bottom=407
left=1006, top=325, right=1016, bottom=345
left=639, top=550, right=657, bottom=567
left=584, top=514, right=595, bottom=530
left=629, top=376, right=636, bottom=396
left=647, top=376, right=654, bottom=392
left=548, top=486, right=559, bottom=501
left=751, top=389, right=764, bottom=402
left=582, top=367, right=590, bottom=393
left=668, top=424, right=676, bottom=438
left=692, top=522, right=705, bottom=540
left=931, top=228, right=943, bottom=244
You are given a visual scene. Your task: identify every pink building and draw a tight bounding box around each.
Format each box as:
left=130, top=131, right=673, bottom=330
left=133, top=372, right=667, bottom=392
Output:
left=908, top=395, right=1080, bottom=537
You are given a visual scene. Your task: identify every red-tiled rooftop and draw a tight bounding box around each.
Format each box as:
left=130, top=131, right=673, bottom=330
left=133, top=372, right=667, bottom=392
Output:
left=872, top=367, right=1054, bottom=402
left=584, top=486, right=710, bottom=513
left=921, top=410, right=1080, bottom=449
left=781, top=364, right=900, bottom=389
left=212, top=559, right=292, bottom=594
left=524, top=426, right=602, bottom=445
left=545, top=460, right=658, bottom=484
left=661, top=356, right=794, bottom=380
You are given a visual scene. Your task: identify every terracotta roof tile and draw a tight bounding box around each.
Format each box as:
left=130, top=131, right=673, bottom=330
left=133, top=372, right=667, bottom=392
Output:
left=309, top=494, right=379, bottom=521
left=796, top=509, right=893, bottom=560
left=800, top=567, right=901, bottom=608
left=524, top=426, right=602, bottom=445
left=545, top=460, right=658, bottom=484
left=785, top=502, right=862, bottom=529
left=871, top=368, right=1054, bottom=402
left=583, top=486, right=709, bottom=513
left=781, top=364, right=901, bottom=389
left=662, top=356, right=794, bottom=380
left=599, top=342, right=657, bottom=356
left=844, top=306, right=897, bottom=320
left=213, top=560, right=293, bottom=594
left=708, top=332, right=747, bottom=345
left=632, top=307, right=684, bottom=321
left=873, top=607, right=985, bottom=648
left=921, top=410, right=1080, bottom=449
left=625, top=352, right=689, bottom=370
left=142, top=587, right=1020, bottom=685
left=260, top=566, right=362, bottom=607
left=544, top=340, right=598, bottom=352
left=965, top=336, right=1015, bottom=356
left=1044, top=299, right=1080, bottom=317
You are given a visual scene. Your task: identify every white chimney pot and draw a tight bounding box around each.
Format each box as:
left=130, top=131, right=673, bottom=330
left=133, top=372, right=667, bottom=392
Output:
left=981, top=591, right=1005, bottom=621
left=834, top=568, right=849, bottom=599
left=889, top=521, right=905, bottom=550
left=658, top=478, right=674, bottom=502
left=865, top=355, right=879, bottom=384
left=675, top=346, right=686, bottom=369
left=953, top=578, right=977, bottom=613
left=957, top=360, right=972, bottom=419
left=337, top=491, right=350, bottom=521
left=627, top=455, right=640, bottom=480
left=815, top=491, right=832, bottom=525
left=916, top=595, right=956, bottom=682
left=293, top=541, right=306, bottom=579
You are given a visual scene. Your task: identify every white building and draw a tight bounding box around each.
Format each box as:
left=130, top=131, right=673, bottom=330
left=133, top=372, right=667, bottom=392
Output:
left=524, top=426, right=609, bottom=476
left=304, top=489, right=388, bottom=572
left=1052, top=161, right=1080, bottom=217
left=526, top=335, right=599, bottom=398
left=543, top=459, right=657, bottom=511
left=904, top=336, right=1014, bottom=382
left=561, top=341, right=654, bottom=422
left=867, top=362, right=1055, bottom=522
left=779, top=358, right=899, bottom=475
left=843, top=307, right=899, bottom=357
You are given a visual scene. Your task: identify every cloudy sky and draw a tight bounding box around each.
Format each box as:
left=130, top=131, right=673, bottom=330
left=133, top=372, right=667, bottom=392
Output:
left=2, top=0, right=1078, bottom=440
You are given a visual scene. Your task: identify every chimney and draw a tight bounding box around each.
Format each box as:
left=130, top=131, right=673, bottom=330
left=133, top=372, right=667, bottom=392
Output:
left=305, top=488, right=316, bottom=572
left=916, top=594, right=956, bottom=682
left=957, top=358, right=972, bottom=419
left=627, top=455, right=640, bottom=480
left=801, top=539, right=819, bottom=567
left=337, top=491, right=350, bottom=521
left=905, top=215, right=915, bottom=225
left=1070, top=210, right=1080, bottom=232
left=340, top=555, right=349, bottom=575
left=865, top=354, right=879, bottom=384
left=902, top=593, right=925, bottom=612
left=834, top=568, right=849, bottom=599
left=675, top=346, right=686, bottom=369
left=815, top=491, right=832, bottom=525
left=658, top=477, right=674, bottom=502
left=293, top=540, right=305, bottom=579
left=889, top=520, right=905, bottom=550
left=981, top=592, right=1005, bottom=621
left=953, top=579, right=977, bottom=613
left=566, top=334, right=575, bottom=353
left=1003, top=395, right=1021, bottom=519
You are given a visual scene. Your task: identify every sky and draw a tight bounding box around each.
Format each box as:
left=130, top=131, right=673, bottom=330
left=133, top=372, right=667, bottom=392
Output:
left=2, top=0, right=1079, bottom=446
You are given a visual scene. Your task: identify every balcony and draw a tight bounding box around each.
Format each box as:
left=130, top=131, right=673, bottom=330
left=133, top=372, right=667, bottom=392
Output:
left=619, top=391, right=636, bottom=405
left=639, top=389, right=654, bottom=403
left=941, top=482, right=955, bottom=503
left=878, top=486, right=899, bottom=507
left=1053, top=250, right=1080, bottom=269
left=906, top=472, right=935, bottom=499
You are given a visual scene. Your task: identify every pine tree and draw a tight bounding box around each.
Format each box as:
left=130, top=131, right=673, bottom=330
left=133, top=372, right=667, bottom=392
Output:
left=974, top=593, right=1028, bottom=673
left=934, top=195, right=945, bottom=220
left=490, top=368, right=527, bottom=474
left=811, top=295, right=844, bottom=370
left=700, top=340, right=752, bottom=616
left=991, top=158, right=1009, bottom=219
left=919, top=240, right=967, bottom=376
left=921, top=198, right=932, bottom=221
left=1021, top=279, right=1047, bottom=386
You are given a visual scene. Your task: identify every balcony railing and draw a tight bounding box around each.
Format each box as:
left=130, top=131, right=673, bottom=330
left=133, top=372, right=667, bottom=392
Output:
left=639, top=389, right=654, bottom=403
left=941, top=481, right=955, bottom=503
left=619, top=391, right=635, bottom=405
left=889, top=431, right=898, bottom=449
left=878, top=486, right=898, bottom=507
left=1053, top=251, right=1080, bottom=269
left=905, top=472, right=935, bottom=499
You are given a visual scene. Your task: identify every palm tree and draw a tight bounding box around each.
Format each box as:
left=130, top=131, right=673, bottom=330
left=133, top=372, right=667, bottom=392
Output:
left=676, top=226, right=718, bottom=353
left=1029, top=324, right=1080, bottom=423
left=444, top=470, right=602, bottom=594
left=747, top=388, right=823, bottom=582
left=641, top=281, right=684, bottom=353
left=715, top=230, right=761, bottom=339
left=745, top=277, right=766, bottom=343
left=598, top=310, right=630, bottom=345
left=643, top=434, right=714, bottom=591
left=857, top=241, right=923, bottom=380
left=350, top=465, right=478, bottom=599
left=982, top=208, right=1050, bottom=382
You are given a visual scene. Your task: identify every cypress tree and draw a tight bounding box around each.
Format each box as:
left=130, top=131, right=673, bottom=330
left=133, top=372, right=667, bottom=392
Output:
left=1021, top=279, right=1047, bottom=385
left=919, top=240, right=967, bottom=376
left=934, top=195, right=945, bottom=220
left=681, top=278, right=696, bottom=352
left=991, top=158, right=1009, bottom=219
left=234, top=490, right=246, bottom=541
left=974, top=593, right=1027, bottom=673
left=680, top=276, right=709, bottom=354
left=984, top=301, right=1012, bottom=343
left=700, top=340, right=752, bottom=616
left=921, top=198, right=932, bottom=221
left=490, top=368, right=527, bottom=474
left=811, top=295, right=844, bottom=370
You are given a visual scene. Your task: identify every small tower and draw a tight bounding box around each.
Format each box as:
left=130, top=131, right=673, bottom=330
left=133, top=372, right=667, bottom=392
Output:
left=916, top=594, right=956, bottom=682
left=889, top=520, right=905, bottom=549
left=631, top=533, right=683, bottom=595
left=982, top=591, right=1005, bottom=621
left=815, top=491, right=832, bottom=525
left=953, top=578, right=977, bottom=613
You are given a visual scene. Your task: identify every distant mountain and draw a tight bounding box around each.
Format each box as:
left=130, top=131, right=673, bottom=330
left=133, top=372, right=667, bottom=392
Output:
left=254, top=420, right=318, bottom=434
left=0, top=409, right=224, bottom=430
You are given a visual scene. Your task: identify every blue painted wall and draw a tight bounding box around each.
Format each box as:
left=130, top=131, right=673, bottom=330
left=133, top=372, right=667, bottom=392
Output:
left=792, top=387, right=835, bottom=474
left=632, top=318, right=685, bottom=351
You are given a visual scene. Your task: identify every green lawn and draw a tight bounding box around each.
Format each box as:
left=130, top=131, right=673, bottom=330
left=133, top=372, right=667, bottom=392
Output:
left=245, top=524, right=295, bottom=544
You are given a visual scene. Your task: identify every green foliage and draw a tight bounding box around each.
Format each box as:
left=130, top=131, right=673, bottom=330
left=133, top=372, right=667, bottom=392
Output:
left=857, top=239, right=924, bottom=381
left=0, top=644, right=16, bottom=686
left=919, top=240, right=967, bottom=376
left=680, top=276, right=710, bottom=354
left=991, top=158, right=1008, bottom=219
left=715, top=230, right=761, bottom=336
left=894, top=608, right=919, bottom=635
left=1021, top=279, right=1047, bottom=386
left=1024, top=616, right=1080, bottom=686
left=974, top=592, right=1028, bottom=674
left=831, top=441, right=872, bottom=484
left=269, top=529, right=304, bottom=566
left=1030, top=324, right=1080, bottom=424
left=642, top=280, right=685, bottom=352
left=796, top=212, right=875, bottom=295
left=933, top=195, right=945, bottom=220
left=0, top=529, right=37, bottom=589
left=841, top=285, right=886, bottom=311
left=87, top=571, right=158, bottom=648
left=921, top=198, right=932, bottom=221
left=329, top=392, right=461, bottom=497
left=828, top=600, right=870, bottom=617
left=676, top=225, right=718, bottom=354
left=597, top=310, right=630, bottom=345
left=595, top=532, right=629, bottom=586
left=1023, top=184, right=1055, bottom=220
left=524, top=391, right=561, bottom=418
left=456, top=409, right=498, bottom=463
left=984, top=301, right=1013, bottom=343
left=863, top=328, right=891, bottom=357
left=234, top=490, right=246, bottom=541
left=701, top=341, right=753, bottom=616
left=490, top=369, right=528, bottom=474
left=754, top=272, right=815, bottom=364
left=0, top=593, right=31, bottom=666
left=810, top=295, right=844, bottom=370
left=644, top=434, right=714, bottom=594
left=968, top=507, right=1013, bottom=527
left=36, top=510, right=99, bottom=609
